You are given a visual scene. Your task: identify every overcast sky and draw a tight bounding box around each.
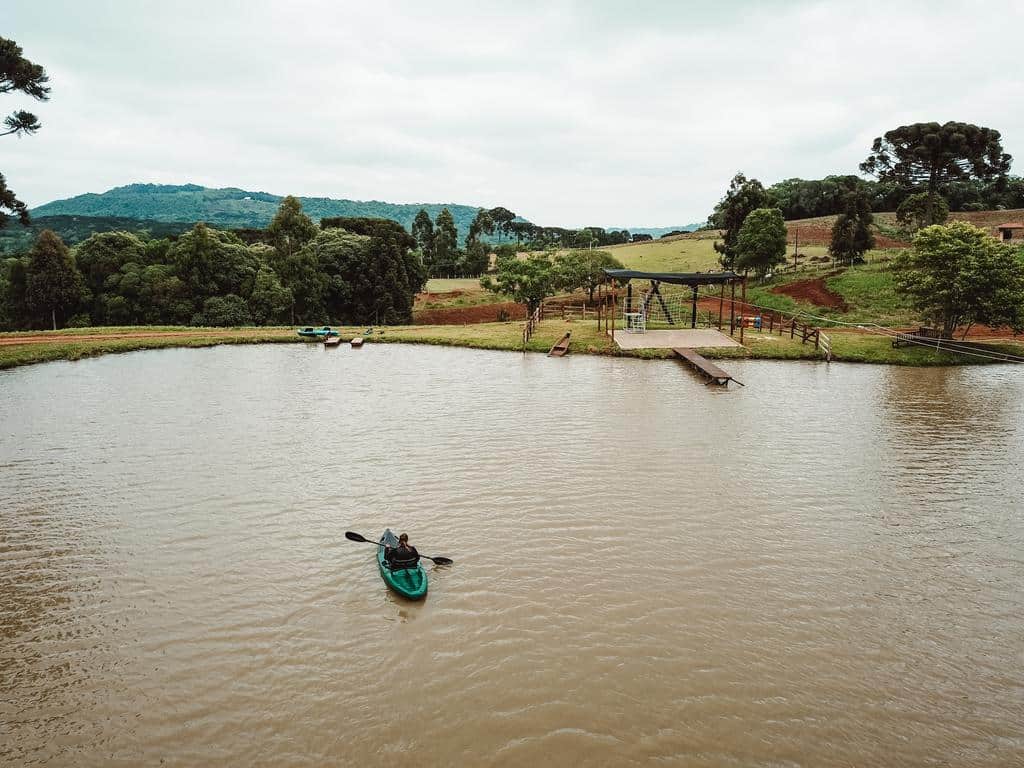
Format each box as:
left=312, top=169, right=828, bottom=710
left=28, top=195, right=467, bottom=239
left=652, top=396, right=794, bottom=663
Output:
left=5, top=1, right=1024, bottom=227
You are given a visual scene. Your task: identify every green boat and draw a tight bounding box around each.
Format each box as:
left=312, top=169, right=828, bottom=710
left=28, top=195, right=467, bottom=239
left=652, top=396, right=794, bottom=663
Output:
left=377, top=529, right=428, bottom=600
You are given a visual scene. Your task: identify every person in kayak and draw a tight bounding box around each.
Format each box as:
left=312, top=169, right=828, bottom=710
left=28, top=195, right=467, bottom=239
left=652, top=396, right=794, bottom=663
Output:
left=386, top=533, right=420, bottom=570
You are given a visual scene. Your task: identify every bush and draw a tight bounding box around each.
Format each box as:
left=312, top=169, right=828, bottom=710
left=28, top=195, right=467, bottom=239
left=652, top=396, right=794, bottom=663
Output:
left=199, top=294, right=251, bottom=326
left=896, top=193, right=949, bottom=232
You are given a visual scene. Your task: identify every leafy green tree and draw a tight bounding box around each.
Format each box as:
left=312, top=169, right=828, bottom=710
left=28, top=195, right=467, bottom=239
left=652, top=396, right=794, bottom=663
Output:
left=1, top=38, right=51, bottom=228
left=481, top=253, right=554, bottom=310
left=460, top=209, right=497, bottom=277
left=829, top=185, right=876, bottom=265
left=487, top=207, right=516, bottom=242
left=168, top=223, right=260, bottom=309
left=896, top=192, right=949, bottom=232
left=735, top=208, right=787, bottom=278
left=860, top=122, right=1011, bottom=224
left=316, top=217, right=425, bottom=323
left=249, top=265, right=292, bottom=324
left=25, top=230, right=86, bottom=329
left=138, top=265, right=189, bottom=324
left=893, top=221, right=1024, bottom=338
left=1, top=255, right=29, bottom=329
left=267, top=195, right=317, bottom=258
left=711, top=173, right=769, bottom=269
left=461, top=240, right=491, bottom=277
left=0, top=173, right=29, bottom=229
left=432, top=208, right=460, bottom=277
left=75, top=231, right=147, bottom=323
left=198, top=294, right=251, bottom=326
left=552, top=249, right=624, bottom=301
left=412, top=208, right=434, bottom=253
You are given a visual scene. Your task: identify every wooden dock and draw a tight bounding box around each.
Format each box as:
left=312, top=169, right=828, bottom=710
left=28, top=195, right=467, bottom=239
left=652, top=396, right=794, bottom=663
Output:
left=350, top=337, right=364, bottom=348
left=548, top=332, right=571, bottom=357
left=323, top=336, right=341, bottom=347
left=673, top=348, right=743, bottom=387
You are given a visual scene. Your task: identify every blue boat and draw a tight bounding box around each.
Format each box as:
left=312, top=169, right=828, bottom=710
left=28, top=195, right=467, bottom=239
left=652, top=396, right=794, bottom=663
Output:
left=296, top=326, right=338, bottom=339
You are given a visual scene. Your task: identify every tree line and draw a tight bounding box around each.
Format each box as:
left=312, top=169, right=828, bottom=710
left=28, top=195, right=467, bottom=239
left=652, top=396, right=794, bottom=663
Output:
left=409, top=204, right=641, bottom=278
left=0, top=197, right=427, bottom=330
left=755, top=122, right=1022, bottom=223
left=760, top=173, right=1024, bottom=222
left=709, top=121, right=1019, bottom=277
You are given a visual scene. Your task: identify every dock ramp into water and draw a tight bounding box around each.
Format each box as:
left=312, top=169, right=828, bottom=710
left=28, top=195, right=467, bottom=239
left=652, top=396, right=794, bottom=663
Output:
left=673, top=348, right=743, bottom=387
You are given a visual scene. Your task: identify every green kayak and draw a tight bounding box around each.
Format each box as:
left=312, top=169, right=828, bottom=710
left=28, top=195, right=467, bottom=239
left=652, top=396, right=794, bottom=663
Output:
left=377, top=529, right=428, bottom=600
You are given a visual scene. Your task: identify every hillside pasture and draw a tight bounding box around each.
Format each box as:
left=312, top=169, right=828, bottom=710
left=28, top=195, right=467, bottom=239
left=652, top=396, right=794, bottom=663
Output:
left=784, top=207, right=1024, bottom=247
left=603, top=232, right=827, bottom=273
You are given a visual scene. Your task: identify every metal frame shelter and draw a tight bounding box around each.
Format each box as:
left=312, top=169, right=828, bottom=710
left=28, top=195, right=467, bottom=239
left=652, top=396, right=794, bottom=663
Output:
left=597, top=269, right=748, bottom=343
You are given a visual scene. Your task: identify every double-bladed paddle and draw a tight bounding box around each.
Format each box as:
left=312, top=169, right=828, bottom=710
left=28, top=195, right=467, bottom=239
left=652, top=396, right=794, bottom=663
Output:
left=345, top=531, right=453, bottom=565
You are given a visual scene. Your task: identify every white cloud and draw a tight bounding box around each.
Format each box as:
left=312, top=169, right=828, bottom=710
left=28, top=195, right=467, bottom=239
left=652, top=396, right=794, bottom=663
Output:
left=5, top=0, right=1024, bottom=226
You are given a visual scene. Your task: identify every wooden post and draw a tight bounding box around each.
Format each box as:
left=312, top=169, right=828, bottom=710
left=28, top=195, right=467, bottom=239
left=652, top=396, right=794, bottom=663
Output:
left=729, top=280, right=736, bottom=335
left=690, top=285, right=699, bottom=328
left=740, top=276, right=747, bottom=345
left=718, top=283, right=725, bottom=330
left=610, top=282, right=616, bottom=343
left=626, top=283, right=633, bottom=315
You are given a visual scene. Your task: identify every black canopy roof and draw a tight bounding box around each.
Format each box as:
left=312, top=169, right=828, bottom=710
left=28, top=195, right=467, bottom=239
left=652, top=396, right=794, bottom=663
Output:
left=603, top=269, right=739, bottom=286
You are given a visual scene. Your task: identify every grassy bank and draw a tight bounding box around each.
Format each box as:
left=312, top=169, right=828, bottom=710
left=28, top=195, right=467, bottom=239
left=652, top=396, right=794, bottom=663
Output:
left=4, top=319, right=1019, bottom=372
left=0, top=328, right=296, bottom=370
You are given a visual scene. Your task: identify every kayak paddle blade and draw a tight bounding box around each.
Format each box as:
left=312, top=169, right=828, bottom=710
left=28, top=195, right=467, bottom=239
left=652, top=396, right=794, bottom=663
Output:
left=345, top=531, right=369, bottom=543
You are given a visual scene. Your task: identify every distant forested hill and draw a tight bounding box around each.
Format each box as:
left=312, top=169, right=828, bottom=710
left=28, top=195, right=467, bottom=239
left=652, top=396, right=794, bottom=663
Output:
left=16, top=183, right=701, bottom=253
left=30, top=184, right=486, bottom=241
left=619, top=224, right=704, bottom=237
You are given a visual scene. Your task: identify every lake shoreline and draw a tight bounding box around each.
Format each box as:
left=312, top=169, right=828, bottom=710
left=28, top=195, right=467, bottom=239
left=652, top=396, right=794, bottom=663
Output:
left=2, top=321, right=1021, bottom=371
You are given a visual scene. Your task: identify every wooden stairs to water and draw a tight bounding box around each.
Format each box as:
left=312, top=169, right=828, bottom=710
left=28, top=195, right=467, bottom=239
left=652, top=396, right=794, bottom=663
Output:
left=673, top=348, right=743, bottom=387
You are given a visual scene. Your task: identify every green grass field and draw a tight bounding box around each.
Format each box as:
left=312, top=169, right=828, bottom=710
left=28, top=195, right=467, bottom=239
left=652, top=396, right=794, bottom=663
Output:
left=605, top=235, right=829, bottom=273
left=424, top=278, right=484, bottom=293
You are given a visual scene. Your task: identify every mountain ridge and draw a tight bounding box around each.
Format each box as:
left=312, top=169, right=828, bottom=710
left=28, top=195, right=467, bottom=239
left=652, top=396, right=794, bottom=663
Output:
left=29, top=183, right=697, bottom=241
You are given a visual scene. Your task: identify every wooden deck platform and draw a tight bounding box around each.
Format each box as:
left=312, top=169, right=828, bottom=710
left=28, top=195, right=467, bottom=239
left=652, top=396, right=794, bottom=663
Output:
left=673, top=348, right=743, bottom=386
left=548, top=332, right=571, bottom=357
left=350, top=337, right=364, bottom=348
left=323, top=336, right=342, bottom=347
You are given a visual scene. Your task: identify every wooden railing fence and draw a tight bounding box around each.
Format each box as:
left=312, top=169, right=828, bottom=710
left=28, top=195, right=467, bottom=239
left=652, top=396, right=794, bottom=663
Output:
left=522, top=304, right=542, bottom=348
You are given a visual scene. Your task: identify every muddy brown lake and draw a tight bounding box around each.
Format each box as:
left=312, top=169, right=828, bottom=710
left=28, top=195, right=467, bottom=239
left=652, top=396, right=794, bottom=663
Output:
left=2, top=344, right=1023, bottom=766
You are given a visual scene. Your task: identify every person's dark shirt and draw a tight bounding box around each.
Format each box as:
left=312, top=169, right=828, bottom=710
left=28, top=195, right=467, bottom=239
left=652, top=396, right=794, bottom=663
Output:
left=387, top=544, right=419, bottom=568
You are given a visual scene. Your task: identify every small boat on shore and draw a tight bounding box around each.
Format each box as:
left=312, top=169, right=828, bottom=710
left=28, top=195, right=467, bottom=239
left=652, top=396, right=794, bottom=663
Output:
left=296, top=326, right=338, bottom=339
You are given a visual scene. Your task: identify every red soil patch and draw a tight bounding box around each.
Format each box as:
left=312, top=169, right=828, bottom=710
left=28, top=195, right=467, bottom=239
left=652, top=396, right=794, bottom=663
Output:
left=784, top=221, right=908, bottom=249
left=413, top=301, right=527, bottom=325
left=770, top=273, right=849, bottom=311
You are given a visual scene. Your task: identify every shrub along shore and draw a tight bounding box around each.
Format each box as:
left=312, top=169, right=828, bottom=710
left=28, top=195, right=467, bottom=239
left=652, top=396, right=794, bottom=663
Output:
left=2, top=320, right=1021, bottom=372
